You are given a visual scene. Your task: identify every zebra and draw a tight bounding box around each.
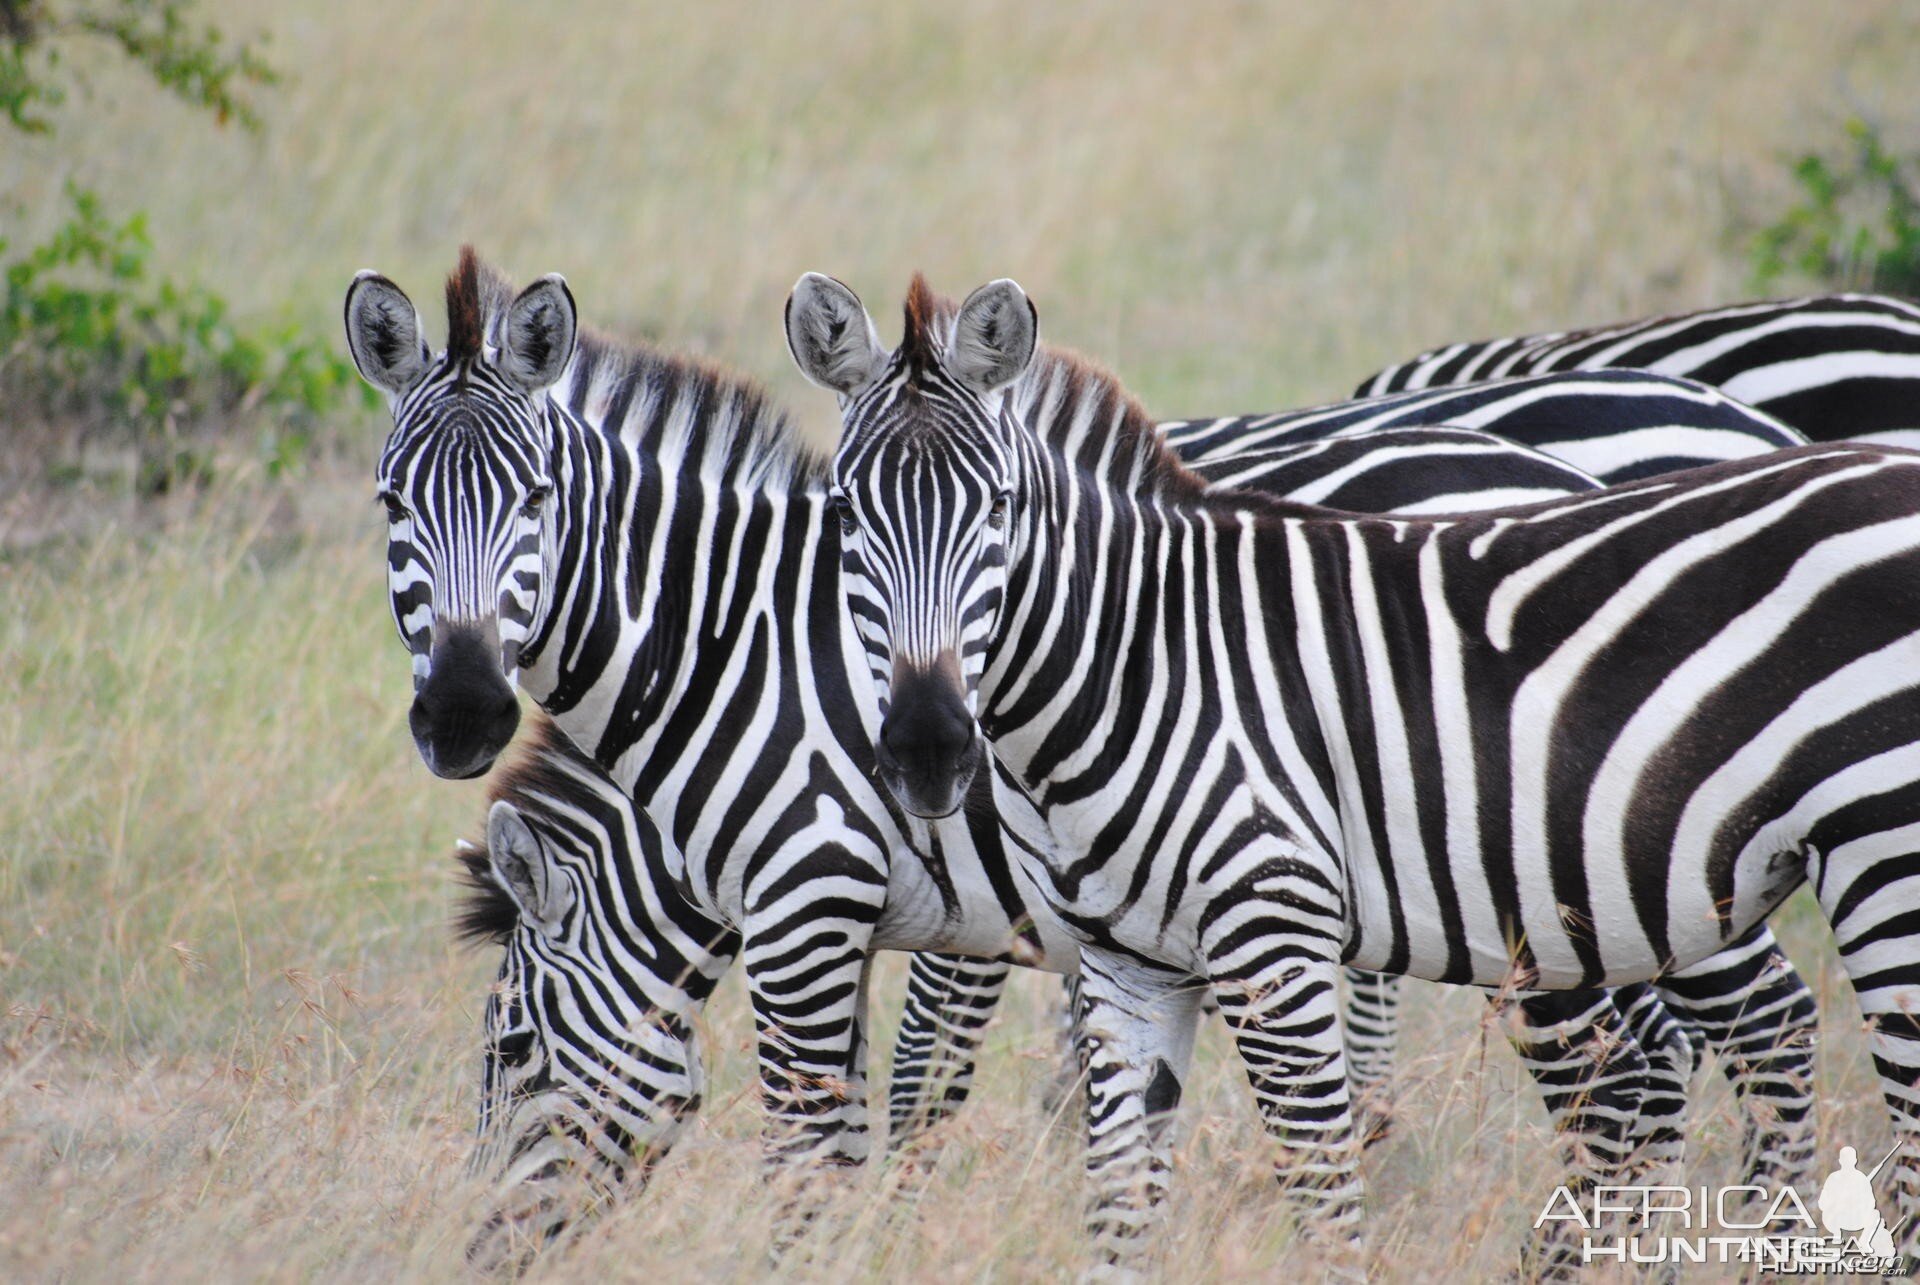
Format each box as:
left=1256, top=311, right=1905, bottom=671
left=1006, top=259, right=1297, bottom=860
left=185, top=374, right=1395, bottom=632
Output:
left=1165, top=367, right=1806, bottom=485
left=455, top=714, right=735, bottom=1270
left=801, top=277, right=1820, bottom=1212
left=1355, top=292, right=1920, bottom=446
left=794, top=272, right=1920, bottom=1276
left=889, top=426, right=1811, bottom=1169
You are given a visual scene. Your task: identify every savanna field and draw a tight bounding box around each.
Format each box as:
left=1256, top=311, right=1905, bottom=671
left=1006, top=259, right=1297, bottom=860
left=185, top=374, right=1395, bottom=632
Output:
left=3, top=3, right=1918, bottom=1279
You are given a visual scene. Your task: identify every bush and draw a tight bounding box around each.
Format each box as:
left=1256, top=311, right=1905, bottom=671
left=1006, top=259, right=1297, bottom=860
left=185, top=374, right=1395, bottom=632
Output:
left=1, top=0, right=277, bottom=134
left=1749, top=117, right=1920, bottom=296
left=0, top=183, right=372, bottom=493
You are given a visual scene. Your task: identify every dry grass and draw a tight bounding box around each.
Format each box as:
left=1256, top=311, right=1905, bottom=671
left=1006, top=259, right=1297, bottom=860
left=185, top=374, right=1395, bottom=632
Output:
left=4, top=3, right=1918, bottom=1280
left=0, top=475, right=1898, bottom=1283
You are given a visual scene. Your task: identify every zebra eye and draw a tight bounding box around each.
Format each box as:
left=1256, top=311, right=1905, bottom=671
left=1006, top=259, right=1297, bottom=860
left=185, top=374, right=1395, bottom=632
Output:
left=380, top=492, right=410, bottom=523
left=831, top=494, right=858, bottom=536
left=987, top=495, right=1011, bottom=530
left=520, top=485, right=551, bottom=520
left=493, top=1028, right=536, bottom=1068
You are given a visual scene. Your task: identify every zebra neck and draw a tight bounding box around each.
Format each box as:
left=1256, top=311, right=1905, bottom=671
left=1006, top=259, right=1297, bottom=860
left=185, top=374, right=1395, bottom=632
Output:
left=515, top=382, right=830, bottom=780
left=985, top=461, right=1331, bottom=815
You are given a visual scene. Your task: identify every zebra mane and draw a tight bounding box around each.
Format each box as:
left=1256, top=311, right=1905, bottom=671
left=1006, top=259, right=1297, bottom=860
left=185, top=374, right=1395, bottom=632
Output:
left=900, top=278, right=1205, bottom=499
left=1014, top=341, right=1209, bottom=501
left=452, top=843, right=516, bottom=946
left=562, top=329, right=827, bottom=487
left=446, top=245, right=514, bottom=365
left=451, top=713, right=597, bottom=947
left=899, top=272, right=946, bottom=371
left=444, top=247, right=825, bottom=487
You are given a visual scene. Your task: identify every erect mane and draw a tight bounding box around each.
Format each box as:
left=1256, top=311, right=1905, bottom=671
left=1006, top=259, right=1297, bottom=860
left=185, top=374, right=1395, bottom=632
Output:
left=563, top=329, right=827, bottom=486
left=899, top=272, right=950, bottom=371
left=451, top=713, right=598, bottom=947
left=1016, top=341, right=1209, bottom=500
left=445, top=245, right=514, bottom=365
left=898, top=277, right=1203, bottom=498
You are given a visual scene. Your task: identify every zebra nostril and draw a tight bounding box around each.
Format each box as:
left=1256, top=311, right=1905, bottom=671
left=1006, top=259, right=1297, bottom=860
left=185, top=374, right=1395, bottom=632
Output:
left=489, top=690, right=522, bottom=743
left=874, top=729, right=904, bottom=774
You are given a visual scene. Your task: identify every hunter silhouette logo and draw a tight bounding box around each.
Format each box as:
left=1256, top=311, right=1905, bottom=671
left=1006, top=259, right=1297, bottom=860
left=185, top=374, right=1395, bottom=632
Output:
left=1818, top=1143, right=1904, bottom=1260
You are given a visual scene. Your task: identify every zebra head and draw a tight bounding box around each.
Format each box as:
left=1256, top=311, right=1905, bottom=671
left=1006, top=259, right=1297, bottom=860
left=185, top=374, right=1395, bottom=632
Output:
left=457, top=726, right=727, bottom=1266
left=787, top=273, right=1038, bottom=818
left=344, top=248, right=578, bottom=779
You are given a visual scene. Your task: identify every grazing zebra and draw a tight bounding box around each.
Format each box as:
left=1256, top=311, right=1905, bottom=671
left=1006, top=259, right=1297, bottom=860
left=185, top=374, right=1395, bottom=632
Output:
left=794, top=273, right=1920, bottom=1275
left=456, top=715, right=735, bottom=1269
left=1355, top=292, right=1920, bottom=446
left=1165, top=367, right=1806, bottom=485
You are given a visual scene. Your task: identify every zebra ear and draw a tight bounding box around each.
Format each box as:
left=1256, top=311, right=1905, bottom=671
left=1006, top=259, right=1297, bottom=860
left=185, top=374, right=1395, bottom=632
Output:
left=344, top=271, right=431, bottom=398
left=485, top=800, right=574, bottom=934
left=499, top=274, right=577, bottom=394
left=949, top=279, right=1037, bottom=396
left=786, top=273, right=886, bottom=395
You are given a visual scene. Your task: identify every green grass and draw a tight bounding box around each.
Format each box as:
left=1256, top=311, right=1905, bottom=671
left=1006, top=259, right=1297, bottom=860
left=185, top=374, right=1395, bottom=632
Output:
left=2, top=2, right=1917, bottom=1278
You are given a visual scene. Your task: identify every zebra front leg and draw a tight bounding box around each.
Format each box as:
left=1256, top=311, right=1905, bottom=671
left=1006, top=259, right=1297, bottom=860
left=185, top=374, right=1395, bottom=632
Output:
left=1075, top=949, right=1207, bottom=1282
left=1342, top=968, right=1400, bottom=1148
left=1653, top=923, right=1817, bottom=1207
left=1506, top=989, right=1655, bottom=1280
left=745, top=917, right=879, bottom=1259
left=887, top=952, right=1011, bottom=1147
left=1211, top=951, right=1363, bottom=1272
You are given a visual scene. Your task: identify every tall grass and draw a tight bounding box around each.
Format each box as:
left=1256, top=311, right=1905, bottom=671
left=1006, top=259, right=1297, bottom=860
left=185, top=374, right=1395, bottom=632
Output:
left=1, top=3, right=1915, bottom=1279
left=0, top=457, right=1897, bottom=1282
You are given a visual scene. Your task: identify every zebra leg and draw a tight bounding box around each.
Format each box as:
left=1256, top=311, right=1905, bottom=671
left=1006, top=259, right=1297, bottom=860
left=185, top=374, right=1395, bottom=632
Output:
left=1816, top=847, right=1920, bottom=1248
left=1342, top=969, right=1400, bottom=1148
left=1652, top=923, right=1817, bottom=1209
left=887, top=952, right=1012, bottom=1148
left=1075, top=949, right=1207, bottom=1281
left=745, top=916, right=879, bottom=1258
left=1212, top=952, right=1364, bottom=1269
left=1506, top=989, right=1655, bottom=1280
left=1606, top=982, right=1695, bottom=1186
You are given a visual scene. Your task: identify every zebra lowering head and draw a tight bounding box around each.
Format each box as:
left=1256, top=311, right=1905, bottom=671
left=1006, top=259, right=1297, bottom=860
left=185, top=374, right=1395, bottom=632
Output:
left=786, top=272, right=1036, bottom=817
left=344, top=248, right=577, bottom=778
left=456, top=718, right=733, bottom=1267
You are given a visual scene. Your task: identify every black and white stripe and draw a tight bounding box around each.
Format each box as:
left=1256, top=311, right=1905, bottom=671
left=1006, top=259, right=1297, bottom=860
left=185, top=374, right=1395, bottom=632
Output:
left=1164, top=367, right=1807, bottom=485
left=1356, top=292, right=1920, bottom=446
left=811, top=275, right=1919, bottom=1277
